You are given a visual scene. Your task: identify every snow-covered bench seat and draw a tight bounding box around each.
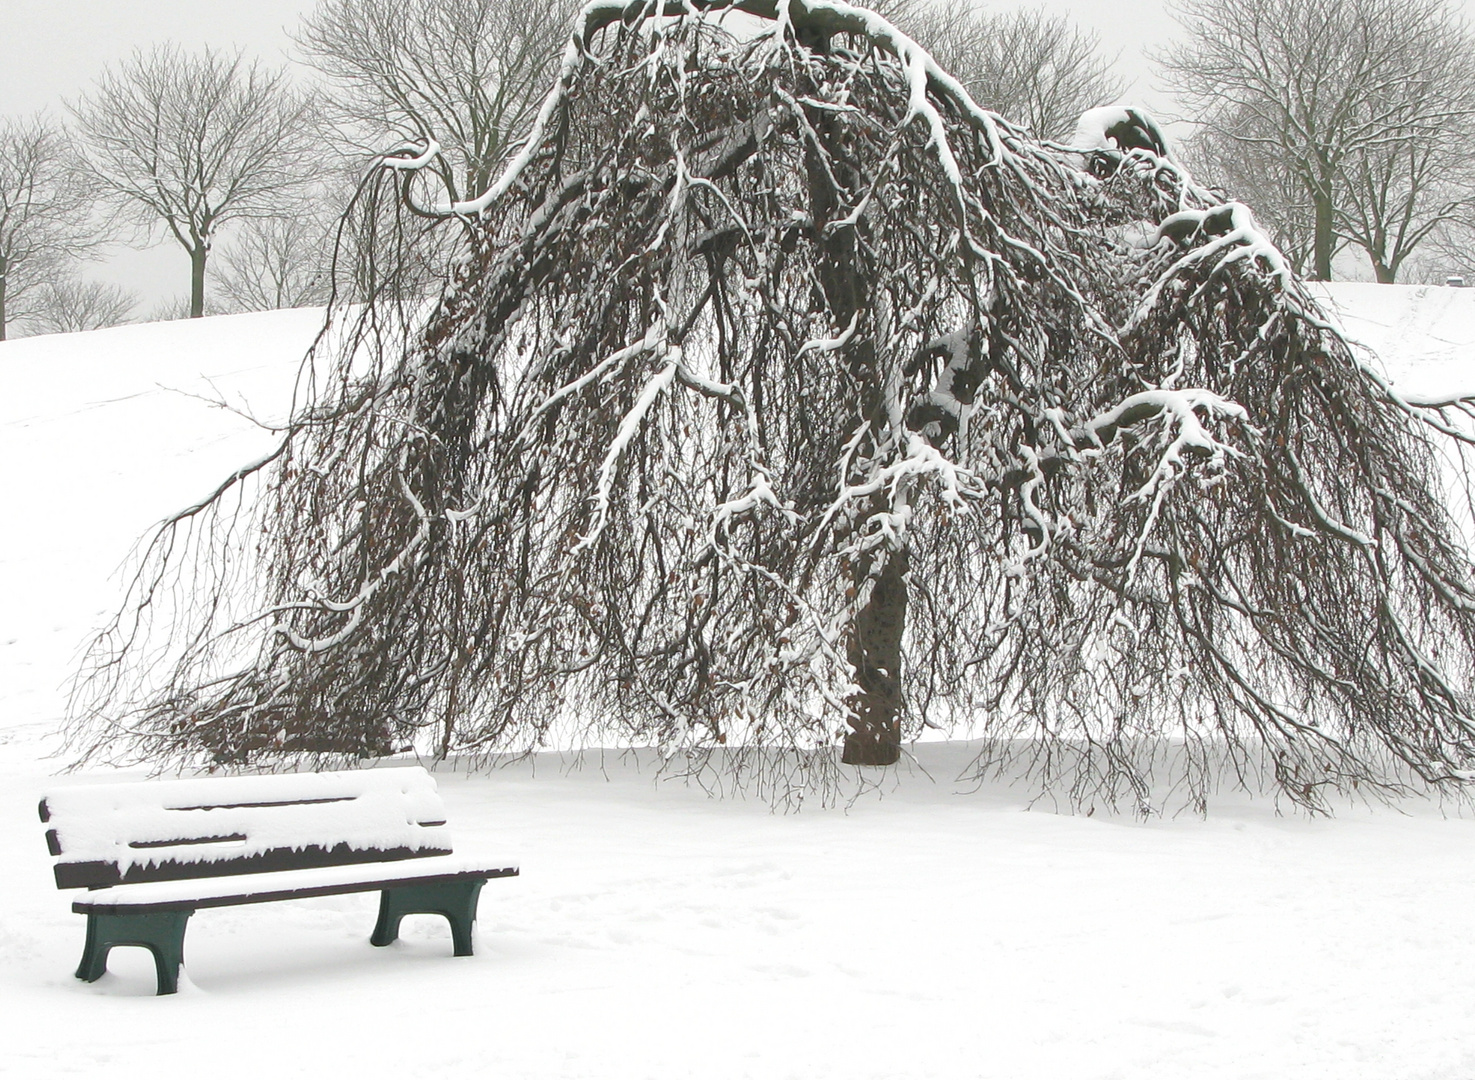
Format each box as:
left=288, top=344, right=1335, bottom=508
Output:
left=38, top=767, right=518, bottom=995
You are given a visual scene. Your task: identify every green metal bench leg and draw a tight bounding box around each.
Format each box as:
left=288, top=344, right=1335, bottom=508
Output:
left=76, top=910, right=193, bottom=995
left=371, top=879, right=486, bottom=956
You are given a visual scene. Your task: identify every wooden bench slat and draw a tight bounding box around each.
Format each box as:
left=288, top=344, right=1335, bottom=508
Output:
left=129, top=834, right=248, bottom=849
left=166, top=796, right=355, bottom=811
left=52, top=840, right=454, bottom=890
left=71, top=853, right=520, bottom=914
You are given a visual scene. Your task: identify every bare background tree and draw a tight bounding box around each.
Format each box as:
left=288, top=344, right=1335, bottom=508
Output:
left=0, top=114, right=95, bottom=340
left=1336, top=115, right=1475, bottom=283
left=1162, top=0, right=1475, bottom=282
left=1409, top=217, right=1475, bottom=283
left=11, top=0, right=1475, bottom=337
left=144, top=295, right=195, bottom=323
left=214, top=214, right=333, bottom=313
left=23, top=277, right=138, bottom=335
left=1180, top=113, right=1324, bottom=276
left=906, top=3, right=1121, bottom=140
left=297, top=0, right=578, bottom=206
left=69, top=44, right=320, bottom=319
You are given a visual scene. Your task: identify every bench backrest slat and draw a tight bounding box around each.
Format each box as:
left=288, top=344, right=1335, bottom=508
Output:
left=40, top=767, right=453, bottom=890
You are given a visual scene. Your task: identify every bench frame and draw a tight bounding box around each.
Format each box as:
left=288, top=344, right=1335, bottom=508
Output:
left=77, top=910, right=192, bottom=996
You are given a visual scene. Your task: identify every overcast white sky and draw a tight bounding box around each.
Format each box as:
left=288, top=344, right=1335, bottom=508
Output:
left=1, top=0, right=1182, bottom=114
left=0, top=0, right=1437, bottom=305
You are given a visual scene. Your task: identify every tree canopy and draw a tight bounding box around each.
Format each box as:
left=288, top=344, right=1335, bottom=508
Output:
left=72, top=0, right=1475, bottom=813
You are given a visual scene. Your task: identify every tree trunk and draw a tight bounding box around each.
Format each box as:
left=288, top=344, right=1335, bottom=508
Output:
left=801, top=81, right=905, bottom=767
left=189, top=245, right=207, bottom=318
left=1374, top=260, right=1396, bottom=283
left=843, top=548, right=907, bottom=765
left=1312, top=185, right=1335, bottom=281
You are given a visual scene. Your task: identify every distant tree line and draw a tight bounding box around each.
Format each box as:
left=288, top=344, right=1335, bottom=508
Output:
left=1164, top=0, right=1475, bottom=283
left=3, top=0, right=1474, bottom=341
left=0, top=0, right=1124, bottom=339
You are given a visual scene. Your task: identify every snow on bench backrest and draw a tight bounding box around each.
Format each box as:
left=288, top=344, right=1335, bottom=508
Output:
left=40, top=767, right=452, bottom=890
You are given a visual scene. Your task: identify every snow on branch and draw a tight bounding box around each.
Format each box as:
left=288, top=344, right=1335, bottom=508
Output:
left=379, top=139, right=442, bottom=170
left=574, top=353, right=681, bottom=551
left=1129, top=202, right=1296, bottom=332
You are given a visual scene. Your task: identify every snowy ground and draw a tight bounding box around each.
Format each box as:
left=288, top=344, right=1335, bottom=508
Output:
left=1310, top=281, right=1475, bottom=396
left=5, top=293, right=1475, bottom=1079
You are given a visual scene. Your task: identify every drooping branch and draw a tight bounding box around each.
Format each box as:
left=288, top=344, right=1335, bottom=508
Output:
left=68, top=0, right=1475, bottom=814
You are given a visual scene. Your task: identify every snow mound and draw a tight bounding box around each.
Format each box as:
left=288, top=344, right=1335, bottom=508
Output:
left=1071, top=105, right=1169, bottom=155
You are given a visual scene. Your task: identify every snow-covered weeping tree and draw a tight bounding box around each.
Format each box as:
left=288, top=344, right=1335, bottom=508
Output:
left=70, top=0, right=1475, bottom=812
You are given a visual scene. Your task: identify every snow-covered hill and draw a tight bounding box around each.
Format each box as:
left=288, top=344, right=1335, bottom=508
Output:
left=4, top=294, right=1475, bottom=1079
left=0, top=309, right=318, bottom=736
left=1312, top=281, right=1475, bottom=398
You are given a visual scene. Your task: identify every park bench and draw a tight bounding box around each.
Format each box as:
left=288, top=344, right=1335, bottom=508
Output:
left=38, top=766, right=518, bottom=995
